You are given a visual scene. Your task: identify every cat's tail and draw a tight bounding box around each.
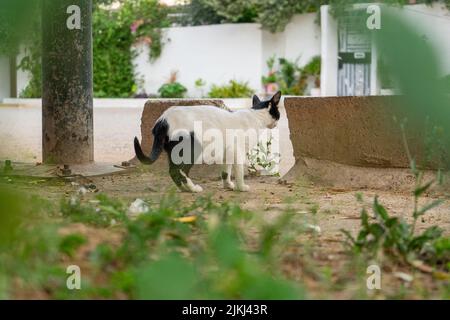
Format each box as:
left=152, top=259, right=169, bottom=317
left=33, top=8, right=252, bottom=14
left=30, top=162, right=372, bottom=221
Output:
left=134, top=119, right=169, bottom=165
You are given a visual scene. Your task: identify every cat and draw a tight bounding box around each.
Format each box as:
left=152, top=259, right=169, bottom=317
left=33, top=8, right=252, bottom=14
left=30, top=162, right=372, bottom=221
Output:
left=134, top=91, right=281, bottom=193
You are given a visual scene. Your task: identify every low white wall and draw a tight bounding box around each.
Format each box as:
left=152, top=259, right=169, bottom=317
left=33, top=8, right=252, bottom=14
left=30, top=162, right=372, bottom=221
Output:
left=134, top=14, right=321, bottom=97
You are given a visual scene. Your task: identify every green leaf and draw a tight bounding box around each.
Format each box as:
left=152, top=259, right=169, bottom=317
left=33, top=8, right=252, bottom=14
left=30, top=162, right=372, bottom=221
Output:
left=414, top=180, right=434, bottom=198
left=373, top=197, right=389, bottom=221
left=135, top=254, right=198, bottom=299
left=415, top=199, right=444, bottom=218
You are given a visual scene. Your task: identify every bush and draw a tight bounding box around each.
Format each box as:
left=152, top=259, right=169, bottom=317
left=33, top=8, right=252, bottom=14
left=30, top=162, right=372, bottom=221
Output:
left=208, top=80, right=254, bottom=98
left=262, top=55, right=321, bottom=96
left=158, top=82, right=187, bottom=98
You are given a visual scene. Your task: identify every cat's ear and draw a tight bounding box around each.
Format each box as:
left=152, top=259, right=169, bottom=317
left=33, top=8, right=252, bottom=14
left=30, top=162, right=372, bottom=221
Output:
left=252, top=94, right=261, bottom=107
left=271, top=91, right=282, bottom=106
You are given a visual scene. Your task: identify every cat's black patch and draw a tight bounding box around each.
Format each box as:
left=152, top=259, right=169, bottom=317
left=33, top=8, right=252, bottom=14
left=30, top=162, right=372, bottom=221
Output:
left=269, top=102, right=280, bottom=121
left=134, top=119, right=169, bottom=164
left=251, top=100, right=271, bottom=110
left=221, top=171, right=228, bottom=180
left=251, top=92, right=281, bottom=121
left=164, top=131, right=201, bottom=189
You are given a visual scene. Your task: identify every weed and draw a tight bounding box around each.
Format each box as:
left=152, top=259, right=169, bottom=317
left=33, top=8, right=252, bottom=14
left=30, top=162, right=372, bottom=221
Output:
left=342, top=122, right=449, bottom=272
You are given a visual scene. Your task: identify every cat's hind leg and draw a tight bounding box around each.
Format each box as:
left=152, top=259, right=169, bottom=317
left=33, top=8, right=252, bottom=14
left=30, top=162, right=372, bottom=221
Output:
left=168, top=163, right=202, bottom=193
left=233, top=164, right=250, bottom=192
left=179, top=166, right=203, bottom=193
left=221, top=164, right=234, bottom=190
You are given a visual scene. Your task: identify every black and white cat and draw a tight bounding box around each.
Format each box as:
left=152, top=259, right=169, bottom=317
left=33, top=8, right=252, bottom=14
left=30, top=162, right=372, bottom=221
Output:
left=134, top=91, right=281, bottom=192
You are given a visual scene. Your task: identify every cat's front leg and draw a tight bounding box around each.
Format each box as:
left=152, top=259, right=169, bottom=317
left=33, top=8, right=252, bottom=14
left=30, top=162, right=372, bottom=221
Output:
left=221, top=164, right=235, bottom=190
left=233, top=164, right=250, bottom=192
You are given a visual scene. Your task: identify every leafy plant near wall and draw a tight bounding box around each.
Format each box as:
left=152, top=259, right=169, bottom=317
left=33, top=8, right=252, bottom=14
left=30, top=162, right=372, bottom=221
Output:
left=94, top=0, right=171, bottom=97
left=208, top=80, right=254, bottom=98
left=256, top=0, right=327, bottom=32
left=178, top=0, right=325, bottom=32
left=18, top=28, right=42, bottom=98
left=262, top=55, right=321, bottom=96
left=180, top=0, right=450, bottom=32
left=93, top=7, right=137, bottom=98
left=158, top=71, right=187, bottom=98
left=342, top=124, right=449, bottom=273
left=247, top=135, right=280, bottom=176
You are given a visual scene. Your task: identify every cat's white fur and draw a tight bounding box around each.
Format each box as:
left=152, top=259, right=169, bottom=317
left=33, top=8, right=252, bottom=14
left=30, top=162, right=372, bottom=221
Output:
left=153, top=93, right=281, bottom=193
left=159, top=106, right=277, bottom=192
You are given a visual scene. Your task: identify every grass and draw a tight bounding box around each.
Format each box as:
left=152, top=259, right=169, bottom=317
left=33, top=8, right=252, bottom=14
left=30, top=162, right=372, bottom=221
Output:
left=0, top=184, right=308, bottom=299
left=0, top=167, right=448, bottom=299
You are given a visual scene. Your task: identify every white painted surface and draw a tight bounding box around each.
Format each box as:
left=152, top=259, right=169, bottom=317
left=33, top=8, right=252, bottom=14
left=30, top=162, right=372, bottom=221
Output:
left=320, top=5, right=339, bottom=97
left=134, top=23, right=264, bottom=97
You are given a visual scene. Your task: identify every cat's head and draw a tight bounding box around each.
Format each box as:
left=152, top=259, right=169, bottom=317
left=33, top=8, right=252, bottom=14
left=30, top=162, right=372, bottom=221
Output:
left=251, top=91, right=281, bottom=129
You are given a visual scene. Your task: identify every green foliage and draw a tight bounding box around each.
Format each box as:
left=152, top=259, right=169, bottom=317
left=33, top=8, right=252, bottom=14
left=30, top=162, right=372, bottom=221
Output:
left=16, top=0, right=170, bottom=98
left=205, top=0, right=258, bottom=23
left=108, top=195, right=304, bottom=299
left=59, top=234, right=87, bottom=258
left=158, top=82, right=188, bottom=98
left=61, top=194, right=128, bottom=227
left=180, top=0, right=257, bottom=25
left=342, top=124, right=449, bottom=271
left=0, top=0, right=41, bottom=56
left=93, top=0, right=170, bottom=97
left=0, top=0, right=42, bottom=98
left=179, top=0, right=233, bottom=26
left=18, top=44, right=42, bottom=98
left=180, top=0, right=324, bottom=32
left=256, top=0, right=326, bottom=33
left=93, top=7, right=137, bottom=98
left=208, top=80, right=254, bottom=98
left=180, top=1, right=450, bottom=32
left=263, top=55, right=321, bottom=95
left=342, top=193, right=447, bottom=268
left=0, top=184, right=306, bottom=299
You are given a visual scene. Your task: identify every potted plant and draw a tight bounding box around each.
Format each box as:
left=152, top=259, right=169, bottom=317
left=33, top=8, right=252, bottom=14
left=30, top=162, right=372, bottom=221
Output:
left=158, top=71, right=187, bottom=98
left=262, top=55, right=279, bottom=96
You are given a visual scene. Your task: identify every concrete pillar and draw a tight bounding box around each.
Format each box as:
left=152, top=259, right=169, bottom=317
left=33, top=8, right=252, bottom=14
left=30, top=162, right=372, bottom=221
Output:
left=42, top=0, right=93, bottom=164
left=320, top=5, right=338, bottom=97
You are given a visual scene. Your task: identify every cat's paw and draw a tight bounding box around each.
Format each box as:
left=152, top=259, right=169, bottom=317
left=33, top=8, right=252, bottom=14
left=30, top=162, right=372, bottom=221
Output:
left=235, top=184, right=250, bottom=192
left=191, top=184, right=203, bottom=193
left=223, top=181, right=235, bottom=190
left=181, top=182, right=203, bottom=193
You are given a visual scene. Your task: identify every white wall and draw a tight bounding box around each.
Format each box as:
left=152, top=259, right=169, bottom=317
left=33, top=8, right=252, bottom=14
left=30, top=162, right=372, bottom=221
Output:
left=134, top=23, right=264, bottom=97
left=134, top=14, right=321, bottom=97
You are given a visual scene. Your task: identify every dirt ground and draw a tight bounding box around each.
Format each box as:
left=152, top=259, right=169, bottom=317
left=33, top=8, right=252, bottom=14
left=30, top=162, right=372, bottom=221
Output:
left=11, top=164, right=449, bottom=299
